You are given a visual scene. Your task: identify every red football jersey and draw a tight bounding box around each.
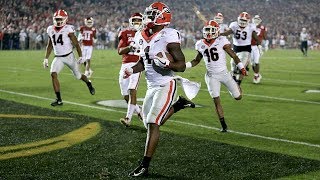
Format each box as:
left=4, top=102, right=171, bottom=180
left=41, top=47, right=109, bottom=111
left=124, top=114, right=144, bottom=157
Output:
left=80, top=26, right=96, bottom=46
left=251, top=25, right=267, bottom=45
left=118, top=28, right=139, bottom=63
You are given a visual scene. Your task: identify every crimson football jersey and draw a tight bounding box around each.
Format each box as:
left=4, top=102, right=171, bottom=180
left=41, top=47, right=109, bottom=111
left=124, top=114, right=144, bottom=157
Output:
left=80, top=26, right=96, bottom=46
left=118, top=28, right=139, bottom=63
left=251, top=25, right=267, bottom=45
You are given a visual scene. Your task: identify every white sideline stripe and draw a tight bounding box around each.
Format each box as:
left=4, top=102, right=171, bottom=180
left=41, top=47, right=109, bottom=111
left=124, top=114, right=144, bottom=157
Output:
left=3, top=67, right=320, bottom=85
left=0, top=89, right=319, bottom=149
left=173, top=121, right=320, bottom=148
left=198, top=89, right=320, bottom=105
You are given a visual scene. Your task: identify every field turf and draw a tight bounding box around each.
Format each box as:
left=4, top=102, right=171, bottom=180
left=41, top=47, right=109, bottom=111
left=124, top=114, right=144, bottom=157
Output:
left=0, top=49, right=319, bottom=179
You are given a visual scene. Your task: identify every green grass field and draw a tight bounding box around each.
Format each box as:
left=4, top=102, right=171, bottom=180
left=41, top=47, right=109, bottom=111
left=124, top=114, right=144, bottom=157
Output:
left=0, top=49, right=319, bottom=179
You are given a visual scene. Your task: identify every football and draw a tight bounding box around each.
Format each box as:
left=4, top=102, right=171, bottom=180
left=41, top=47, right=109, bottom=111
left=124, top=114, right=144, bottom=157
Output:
left=156, top=51, right=174, bottom=62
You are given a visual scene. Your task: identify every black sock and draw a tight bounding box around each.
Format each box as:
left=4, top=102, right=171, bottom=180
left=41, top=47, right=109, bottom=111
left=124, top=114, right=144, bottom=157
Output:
left=55, top=92, right=61, bottom=101
left=220, top=117, right=227, bottom=130
left=141, top=156, right=151, bottom=168
left=237, top=80, right=242, bottom=85
left=86, top=81, right=92, bottom=86
left=172, top=101, right=184, bottom=113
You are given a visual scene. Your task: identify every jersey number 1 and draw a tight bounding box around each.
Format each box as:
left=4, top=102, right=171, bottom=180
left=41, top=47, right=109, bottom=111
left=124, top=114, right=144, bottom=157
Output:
left=52, top=34, right=64, bottom=45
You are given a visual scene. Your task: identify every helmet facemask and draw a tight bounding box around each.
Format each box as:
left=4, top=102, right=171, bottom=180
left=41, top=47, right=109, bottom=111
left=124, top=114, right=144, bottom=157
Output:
left=214, top=16, right=223, bottom=24
left=252, top=16, right=262, bottom=26
left=85, top=18, right=94, bottom=28
left=53, top=17, right=67, bottom=27
left=129, top=16, right=143, bottom=31
left=203, top=26, right=220, bottom=40
left=238, top=18, right=249, bottom=28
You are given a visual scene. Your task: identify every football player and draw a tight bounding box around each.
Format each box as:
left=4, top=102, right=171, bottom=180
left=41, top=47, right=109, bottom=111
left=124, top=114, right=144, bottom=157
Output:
left=125, top=2, right=195, bottom=177
left=79, top=17, right=96, bottom=78
left=300, top=27, right=309, bottom=56
left=213, top=13, right=229, bottom=33
left=186, top=20, right=246, bottom=132
left=118, top=13, right=143, bottom=126
left=43, top=10, right=95, bottom=106
left=251, top=15, right=267, bottom=84
left=221, top=12, right=261, bottom=85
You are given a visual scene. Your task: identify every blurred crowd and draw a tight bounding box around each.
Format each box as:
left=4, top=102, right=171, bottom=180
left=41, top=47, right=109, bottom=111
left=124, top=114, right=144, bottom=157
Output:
left=1, top=0, right=320, bottom=50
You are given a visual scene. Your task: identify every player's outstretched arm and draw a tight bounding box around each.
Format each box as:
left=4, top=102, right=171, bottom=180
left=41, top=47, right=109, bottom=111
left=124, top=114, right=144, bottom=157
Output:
left=224, top=44, right=247, bottom=75
left=186, top=51, right=203, bottom=69
left=220, top=29, right=233, bottom=36
left=193, top=6, right=207, bottom=23
left=167, top=43, right=186, bottom=72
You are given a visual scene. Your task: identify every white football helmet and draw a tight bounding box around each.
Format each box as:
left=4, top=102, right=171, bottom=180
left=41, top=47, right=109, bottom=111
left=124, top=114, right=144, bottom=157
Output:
left=203, top=20, right=220, bottom=40
left=213, top=13, right=224, bottom=24
left=252, top=15, right=262, bottom=26
left=129, top=13, right=143, bottom=31
left=237, top=12, right=250, bottom=28
left=53, top=9, right=68, bottom=27
left=85, top=17, right=94, bottom=28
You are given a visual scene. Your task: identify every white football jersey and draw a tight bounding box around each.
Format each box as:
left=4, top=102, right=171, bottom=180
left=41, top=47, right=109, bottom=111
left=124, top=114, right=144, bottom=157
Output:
left=47, top=25, right=75, bottom=56
left=195, top=36, right=230, bottom=74
left=133, top=27, right=181, bottom=88
left=229, top=22, right=256, bottom=46
left=219, top=23, right=229, bottom=33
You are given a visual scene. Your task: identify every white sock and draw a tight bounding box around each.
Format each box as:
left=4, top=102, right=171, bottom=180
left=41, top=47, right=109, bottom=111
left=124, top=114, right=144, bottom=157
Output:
left=126, top=104, right=136, bottom=121
left=135, top=104, right=141, bottom=114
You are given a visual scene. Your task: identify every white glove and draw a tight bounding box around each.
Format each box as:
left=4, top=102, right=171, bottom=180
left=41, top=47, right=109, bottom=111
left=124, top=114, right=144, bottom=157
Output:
left=77, top=57, right=86, bottom=64
left=186, top=62, right=192, bottom=69
left=43, top=58, right=48, bottom=68
left=258, top=45, right=263, bottom=56
left=123, top=67, right=133, bottom=79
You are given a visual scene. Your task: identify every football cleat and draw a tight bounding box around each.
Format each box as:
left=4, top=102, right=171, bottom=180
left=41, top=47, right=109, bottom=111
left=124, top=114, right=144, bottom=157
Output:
left=253, top=74, right=262, bottom=84
left=128, top=165, right=148, bottom=177
left=178, top=95, right=195, bottom=108
left=120, top=117, right=131, bottom=127
left=87, top=80, right=95, bottom=95
left=51, top=99, right=63, bottom=106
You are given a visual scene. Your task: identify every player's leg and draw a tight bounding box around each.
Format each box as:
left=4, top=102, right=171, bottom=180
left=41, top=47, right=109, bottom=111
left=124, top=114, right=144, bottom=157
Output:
left=300, top=42, right=305, bottom=55
left=251, top=46, right=262, bottom=84
left=129, top=80, right=177, bottom=177
left=65, top=54, right=95, bottom=95
left=86, top=46, right=94, bottom=77
left=50, top=57, right=64, bottom=106
left=205, top=72, right=228, bottom=132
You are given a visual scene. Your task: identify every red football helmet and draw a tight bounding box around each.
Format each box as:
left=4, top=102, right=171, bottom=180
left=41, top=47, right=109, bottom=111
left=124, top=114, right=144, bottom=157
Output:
left=203, top=20, right=220, bottom=40
left=129, top=13, right=143, bottom=31
left=143, top=2, right=171, bottom=27
left=252, top=15, right=262, bottom=26
left=213, top=13, right=224, bottom=24
left=53, top=9, right=68, bottom=27
left=85, top=17, right=94, bottom=27
left=237, top=12, right=250, bottom=28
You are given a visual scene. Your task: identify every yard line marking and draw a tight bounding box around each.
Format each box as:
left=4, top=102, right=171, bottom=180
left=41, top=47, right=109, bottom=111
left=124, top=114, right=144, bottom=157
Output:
left=2, top=67, right=320, bottom=85
left=173, top=121, right=320, bottom=148
left=1, top=89, right=319, bottom=149
left=198, top=89, right=320, bottom=105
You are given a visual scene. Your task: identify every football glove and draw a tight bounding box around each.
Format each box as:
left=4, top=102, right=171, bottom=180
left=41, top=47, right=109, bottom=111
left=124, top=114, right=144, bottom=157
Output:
left=43, top=58, right=49, bottom=68
left=77, top=57, right=86, bottom=64
left=123, top=67, right=133, bottom=79
left=237, top=62, right=247, bottom=76
left=258, top=45, right=263, bottom=56
left=154, top=52, right=170, bottom=68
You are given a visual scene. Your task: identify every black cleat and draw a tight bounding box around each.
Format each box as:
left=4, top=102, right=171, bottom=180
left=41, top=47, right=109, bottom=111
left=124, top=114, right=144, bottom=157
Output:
left=178, top=95, right=195, bottom=108
left=129, top=165, right=148, bottom=177
left=220, top=128, right=228, bottom=133
left=87, top=80, right=95, bottom=95
left=51, top=99, right=63, bottom=106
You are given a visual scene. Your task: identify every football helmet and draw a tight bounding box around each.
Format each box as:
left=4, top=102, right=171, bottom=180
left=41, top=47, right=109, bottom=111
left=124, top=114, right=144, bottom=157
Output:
left=142, top=2, right=171, bottom=28
left=203, top=20, right=220, bottom=40
left=252, top=15, right=262, bottom=26
left=85, top=17, right=94, bottom=27
left=53, top=9, right=68, bottom=27
left=129, top=13, right=143, bottom=31
left=237, top=12, right=250, bottom=28
left=213, top=13, right=224, bottom=24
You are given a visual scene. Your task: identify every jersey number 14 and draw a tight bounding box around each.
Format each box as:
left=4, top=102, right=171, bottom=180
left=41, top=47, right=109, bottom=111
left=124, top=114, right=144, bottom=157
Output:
left=52, top=34, right=64, bottom=45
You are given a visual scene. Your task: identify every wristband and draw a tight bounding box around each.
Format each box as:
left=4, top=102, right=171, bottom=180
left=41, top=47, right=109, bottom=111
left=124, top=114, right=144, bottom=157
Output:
left=236, top=62, right=244, bottom=69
